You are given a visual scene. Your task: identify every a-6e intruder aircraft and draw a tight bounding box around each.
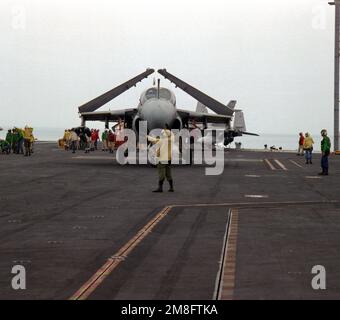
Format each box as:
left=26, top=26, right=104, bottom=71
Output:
left=78, top=68, right=258, bottom=148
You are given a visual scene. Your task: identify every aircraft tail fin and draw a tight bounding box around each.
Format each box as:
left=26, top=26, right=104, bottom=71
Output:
left=233, top=110, right=246, bottom=132
left=196, top=102, right=208, bottom=113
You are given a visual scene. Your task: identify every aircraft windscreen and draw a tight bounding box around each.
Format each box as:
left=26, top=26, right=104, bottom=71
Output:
left=142, top=88, right=175, bottom=104
left=145, top=88, right=157, bottom=100
left=159, top=88, right=171, bottom=100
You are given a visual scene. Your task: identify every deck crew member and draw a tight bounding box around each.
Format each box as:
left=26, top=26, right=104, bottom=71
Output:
left=108, top=130, right=116, bottom=153
left=102, top=130, right=108, bottom=151
left=23, top=126, right=33, bottom=157
left=148, top=124, right=175, bottom=193
left=5, top=130, right=13, bottom=153
left=303, top=132, right=314, bottom=164
left=319, top=129, right=331, bottom=176
left=69, top=129, right=79, bottom=154
left=63, top=130, right=71, bottom=150
left=297, top=132, right=305, bottom=156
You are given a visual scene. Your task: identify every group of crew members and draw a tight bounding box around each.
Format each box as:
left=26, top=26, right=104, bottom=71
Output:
left=297, top=132, right=315, bottom=164
left=297, top=129, right=331, bottom=176
left=0, top=127, right=35, bottom=156
left=264, top=130, right=331, bottom=176
left=297, top=130, right=331, bottom=175
left=60, top=128, right=99, bottom=153
left=101, top=129, right=124, bottom=153
left=60, top=122, right=126, bottom=154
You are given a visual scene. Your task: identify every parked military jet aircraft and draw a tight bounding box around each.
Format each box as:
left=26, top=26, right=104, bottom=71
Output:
left=78, top=68, right=258, bottom=146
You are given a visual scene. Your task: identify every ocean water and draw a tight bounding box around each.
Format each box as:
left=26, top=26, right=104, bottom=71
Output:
left=234, top=133, right=328, bottom=152
left=0, top=127, right=328, bottom=152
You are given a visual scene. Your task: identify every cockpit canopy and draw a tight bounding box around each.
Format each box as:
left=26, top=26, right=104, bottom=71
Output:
left=140, top=87, right=176, bottom=105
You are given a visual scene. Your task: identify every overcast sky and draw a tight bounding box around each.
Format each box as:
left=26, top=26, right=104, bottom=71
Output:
left=0, top=0, right=336, bottom=134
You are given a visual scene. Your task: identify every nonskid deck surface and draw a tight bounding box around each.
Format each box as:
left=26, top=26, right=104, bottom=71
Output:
left=0, top=143, right=339, bottom=299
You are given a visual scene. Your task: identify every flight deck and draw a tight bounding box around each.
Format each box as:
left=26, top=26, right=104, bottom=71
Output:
left=0, top=143, right=340, bottom=300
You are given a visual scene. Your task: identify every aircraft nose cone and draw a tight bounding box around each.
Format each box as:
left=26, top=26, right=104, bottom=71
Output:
left=140, top=100, right=177, bottom=131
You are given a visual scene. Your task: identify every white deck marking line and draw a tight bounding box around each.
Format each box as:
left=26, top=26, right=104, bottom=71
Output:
left=244, top=195, right=269, bottom=198
left=225, top=159, right=262, bottom=162
left=264, top=159, right=276, bottom=170
left=305, top=176, right=322, bottom=179
left=274, top=159, right=288, bottom=171
left=289, top=160, right=303, bottom=168
left=245, top=175, right=261, bottom=178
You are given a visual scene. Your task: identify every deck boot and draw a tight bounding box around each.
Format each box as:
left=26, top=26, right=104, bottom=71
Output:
left=168, top=180, right=174, bottom=192
left=153, top=180, right=164, bottom=193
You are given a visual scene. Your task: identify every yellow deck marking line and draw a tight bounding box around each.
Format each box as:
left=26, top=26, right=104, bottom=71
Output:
left=289, top=159, right=303, bottom=168
left=263, top=159, right=276, bottom=170
left=219, top=209, right=238, bottom=300
left=274, top=159, right=288, bottom=171
left=70, top=206, right=172, bottom=300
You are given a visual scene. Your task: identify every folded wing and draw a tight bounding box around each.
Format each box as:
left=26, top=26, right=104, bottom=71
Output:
left=158, top=69, right=234, bottom=117
left=78, top=69, right=154, bottom=113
